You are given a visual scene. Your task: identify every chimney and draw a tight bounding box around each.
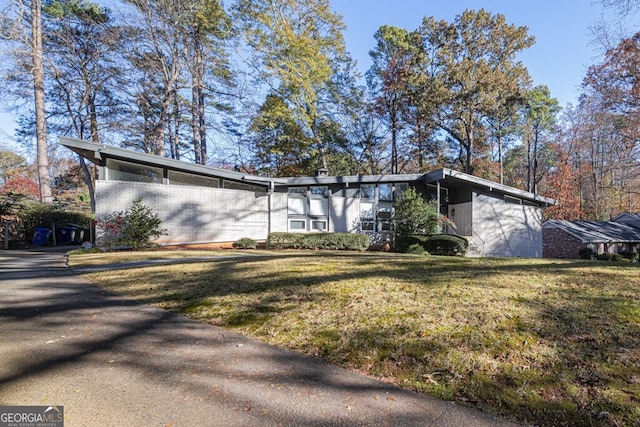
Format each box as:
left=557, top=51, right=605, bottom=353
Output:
left=316, top=168, right=329, bottom=177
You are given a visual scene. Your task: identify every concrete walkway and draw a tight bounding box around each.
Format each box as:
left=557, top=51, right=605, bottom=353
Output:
left=0, top=248, right=520, bottom=427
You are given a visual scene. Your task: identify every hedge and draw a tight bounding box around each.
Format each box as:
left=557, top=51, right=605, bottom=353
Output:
left=394, top=234, right=468, bottom=256
left=267, top=232, right=370, bottom=251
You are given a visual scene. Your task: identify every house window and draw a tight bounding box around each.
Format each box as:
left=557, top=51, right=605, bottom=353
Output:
left=106, top=158, right=163, bottom=183
left=360, top=184, right=375, bottom=200
left=223, top=180, right=265, bottom=192
left=379, top=184, right=393, bottom=201
left=310, top=186, right=328, bottom=196
left=289, top=219, right=306, bottom=230
left=287, top=186, right=329, bottom=232
left=168, top=170, right=219, bottom=188
left=394, top=183, right=408, bottom=200
left=358, top=183, right=410, bottom=232
left=311, top=220, right=328, bottom=231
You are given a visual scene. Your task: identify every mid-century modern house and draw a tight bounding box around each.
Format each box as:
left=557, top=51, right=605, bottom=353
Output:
left=60, top=137, right=556, bottom=257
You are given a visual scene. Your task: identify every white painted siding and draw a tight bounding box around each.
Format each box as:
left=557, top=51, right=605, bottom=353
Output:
left=96, top=181, right=270, bottom=244
left=473, top=193, right=543, bottom=257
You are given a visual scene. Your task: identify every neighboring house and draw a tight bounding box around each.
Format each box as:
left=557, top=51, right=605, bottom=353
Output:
left=60, top=137, right=555, bottom=257
left=543, top=219, right=640, bottom=258
left=612, top=212, right=640, bottom=229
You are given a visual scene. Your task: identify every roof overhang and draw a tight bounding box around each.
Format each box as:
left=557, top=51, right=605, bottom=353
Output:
left=423, top=168, right=556, bottom=207
left=59, top=137, right=287, bottom=187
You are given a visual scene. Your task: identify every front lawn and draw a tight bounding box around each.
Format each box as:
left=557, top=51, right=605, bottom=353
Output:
left=70, top=251, right=640, bottom=426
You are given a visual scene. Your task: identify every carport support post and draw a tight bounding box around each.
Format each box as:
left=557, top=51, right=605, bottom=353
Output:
left=3, top=221, right=8, bottom=250
left=436, top=180, right=441, bottom=216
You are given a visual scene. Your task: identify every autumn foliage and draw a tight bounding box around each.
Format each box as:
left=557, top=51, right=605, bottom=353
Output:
left=0, top=177, right=41, bottom=200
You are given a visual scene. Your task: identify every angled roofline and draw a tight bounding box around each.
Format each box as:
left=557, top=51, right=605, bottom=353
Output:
left=59, top=137, right=287, bottom=187
left=423, top=168, right=556, bottom=206
left=543, top=219, right=640, bottom=243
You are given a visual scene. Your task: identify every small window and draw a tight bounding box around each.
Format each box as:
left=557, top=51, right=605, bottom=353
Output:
left=360, top=184, right=375, bottom=199
left=360, top=221, right=374, bottom=231
left=311, top=220, right=327, bottom=231
left=394, top=183, right=408, bottom=199
left=379, top=221, right=393, bottom=231
left=168, top=170, right=219, bottom=188
left=288, top=187, right=306, bottom=195
left=223, top=180, right=264, bottom=192
left=360, top=202, right=374, bottom=220
left=289, top=219, right=306, bottom=230
left=310, top=186, right=328, bottom=196
left=379, top=184, right=393, bottom=201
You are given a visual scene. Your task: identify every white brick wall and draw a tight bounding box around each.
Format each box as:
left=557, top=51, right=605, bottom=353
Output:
left=96, top=181, right=270, bottom=244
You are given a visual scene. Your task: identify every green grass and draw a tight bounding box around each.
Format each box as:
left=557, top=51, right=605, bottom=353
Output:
left=70, top=251, right=640, bottom=426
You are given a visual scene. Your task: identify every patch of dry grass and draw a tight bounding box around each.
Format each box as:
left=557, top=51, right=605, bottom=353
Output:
left=71, top=251, right=640, bottom=426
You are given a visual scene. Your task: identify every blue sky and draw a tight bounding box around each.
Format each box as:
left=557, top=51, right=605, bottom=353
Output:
left=0, top=0, right=624, bottom=155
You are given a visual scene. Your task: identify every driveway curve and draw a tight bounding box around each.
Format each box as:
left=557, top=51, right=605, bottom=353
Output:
left=0, top=247, right=520, bottom=427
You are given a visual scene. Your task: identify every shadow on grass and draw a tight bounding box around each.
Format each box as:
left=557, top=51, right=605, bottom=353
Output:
left=73, top=252, right=640, bottom=426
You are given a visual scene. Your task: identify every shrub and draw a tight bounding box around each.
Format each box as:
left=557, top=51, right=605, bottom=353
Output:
left=267, top=232, right=370, bottom=251
left=578, top=247, right=595, bottom=260
left=394, top=235, right=429, bottom=253
left=394, top=234, right=468, bottom=256
left=393, top=188, right=439, bottom=235
left=596, top=253, right=622, bottom=262
left=233, top=237, right=258, bottom=249
left=619, top=251, right=639, bottom=262
left=407, top=243, right=428, bottom=255
left=97, top=198, right=167, bottom=250
left=422, top=234, right=468, bottom=256
left=7, top=199, right=92, bottom=246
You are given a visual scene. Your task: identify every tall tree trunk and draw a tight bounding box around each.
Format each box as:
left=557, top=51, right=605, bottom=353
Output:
left=193, top=30, right=207, bottom=165
left=31, top=0, right=52, bottom=203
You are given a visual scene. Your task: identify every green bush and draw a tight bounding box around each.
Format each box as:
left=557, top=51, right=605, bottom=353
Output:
left=596, top=253, right=622, bottom=262
left=407, top=243, right=428, bottom=255
left=267, top=232, right=370, bottom=251
left=232, top=237, right=258, bottom=249
left=10, top=199, right=93, bottom=246
left=393, top=188, right=439, bottom=235
left=97, top=198, right=167, bottom=250
left=619, top=251, right=639, bottom=262
left=394, top=234, right=468, bottom=256
left=578, top=247, right=595, bottom=260
left=423, top=234, right=468, bottom=256
left=394, top=234, right=429, bottom=253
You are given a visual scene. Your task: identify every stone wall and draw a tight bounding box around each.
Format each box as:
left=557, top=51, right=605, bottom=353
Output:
left=542, top=228, right=586, bottom=258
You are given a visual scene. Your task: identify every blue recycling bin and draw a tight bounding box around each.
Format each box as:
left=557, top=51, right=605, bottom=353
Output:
left=32, top=227, right=51, bottom=246
left=59, top=227, right=75, bottom=244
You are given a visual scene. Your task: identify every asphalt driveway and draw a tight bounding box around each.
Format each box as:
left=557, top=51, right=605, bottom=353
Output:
left=0, top=247, right=520, bottom=426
